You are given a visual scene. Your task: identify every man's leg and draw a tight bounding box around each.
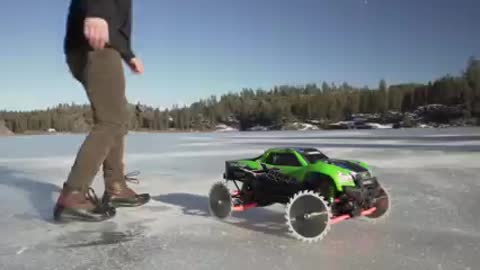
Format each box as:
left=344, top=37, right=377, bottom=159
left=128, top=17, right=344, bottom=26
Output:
left=102, top=130, right=150, bottom=207
left=54, top=48, right=127, bottom=222
left=101, top=107, right=150, bottom=207
left=65, top=48, right=129, bottom=191
left=103, top=134, right=125, bottom=188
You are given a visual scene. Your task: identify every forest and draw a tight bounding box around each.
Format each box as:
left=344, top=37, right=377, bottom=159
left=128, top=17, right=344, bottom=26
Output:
left=1, top=57, right=479, bottom=133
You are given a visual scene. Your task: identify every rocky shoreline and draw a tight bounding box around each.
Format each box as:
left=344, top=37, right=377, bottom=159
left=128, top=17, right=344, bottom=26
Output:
left=215, top=104, right=479, bottom=132
left=2, top=104, right=479, bottom=135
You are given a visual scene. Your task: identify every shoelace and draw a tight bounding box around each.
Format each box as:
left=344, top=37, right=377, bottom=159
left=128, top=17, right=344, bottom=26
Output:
left=86, top=187, right=103, bottom=208
left=125, top=170, right=141, bottom=184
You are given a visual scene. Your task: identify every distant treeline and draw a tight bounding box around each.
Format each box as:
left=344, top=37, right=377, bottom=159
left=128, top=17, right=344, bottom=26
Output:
left=1, top=57, right=479, bottom=133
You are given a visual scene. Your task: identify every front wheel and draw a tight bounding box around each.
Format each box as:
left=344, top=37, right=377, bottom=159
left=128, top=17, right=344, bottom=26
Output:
left=285, top=190, right=332, bottom=243
left=365, top=185, right=390, bottom=219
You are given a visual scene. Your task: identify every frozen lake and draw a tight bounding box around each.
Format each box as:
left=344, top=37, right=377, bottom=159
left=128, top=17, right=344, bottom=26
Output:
left=0, top=127, right=479, bottom=270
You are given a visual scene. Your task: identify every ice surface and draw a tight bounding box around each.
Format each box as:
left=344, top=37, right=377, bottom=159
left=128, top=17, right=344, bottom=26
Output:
left=0, top=128, right=479, bottom=270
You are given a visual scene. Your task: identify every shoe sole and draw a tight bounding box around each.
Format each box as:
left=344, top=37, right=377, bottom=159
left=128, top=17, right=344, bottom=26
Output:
left=108, top=199, right=150, bottom=208
left=104, top=194, right=151, bottom=208
left=54, top=215, right=114, bottom=223
left=53, top=206, right=116, bottom=223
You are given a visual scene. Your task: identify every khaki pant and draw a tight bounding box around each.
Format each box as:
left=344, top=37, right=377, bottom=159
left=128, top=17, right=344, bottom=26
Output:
left=65, top=48, right=129, bottom=192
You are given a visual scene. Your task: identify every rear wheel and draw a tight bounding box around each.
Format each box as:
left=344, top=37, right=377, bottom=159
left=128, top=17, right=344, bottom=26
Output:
left=208, top=182, right=232, bottom=219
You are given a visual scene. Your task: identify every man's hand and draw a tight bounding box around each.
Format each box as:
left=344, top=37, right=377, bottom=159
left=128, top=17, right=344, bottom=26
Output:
left=128, top=58, right=144, bottom=74
left=84, top=17, right=109, bottom=50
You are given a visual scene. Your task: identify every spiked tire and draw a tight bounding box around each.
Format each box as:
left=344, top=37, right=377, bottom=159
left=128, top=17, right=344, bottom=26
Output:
left=363, top=185, right=391, bottom=222
left=208, top=182, right=233, bottom=219
left=285, top=190, right=332, bottom=243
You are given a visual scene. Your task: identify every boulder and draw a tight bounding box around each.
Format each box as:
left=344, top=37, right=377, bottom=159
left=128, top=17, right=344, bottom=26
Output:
left=247, top=125, right=269, bottom=131
left=282, top=122, right=320, bottom=131
left=365, top=123, right=393, bottom=129
left=351, top=113, right=382, bottom=123
left=401, top=113, right=416, bottom=128
left=215, top=124, right=239, bottom=132
left=383, top=111, right=404, bottom=124
left=413, top=104, right=464, bottom=123
left=327, top=121, right=355, bottom=130
left=352, top=111, right=405, bottom=124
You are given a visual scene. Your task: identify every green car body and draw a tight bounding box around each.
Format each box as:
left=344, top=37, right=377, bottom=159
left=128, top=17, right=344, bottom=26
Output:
left=232, top=147, right=374, bottom=192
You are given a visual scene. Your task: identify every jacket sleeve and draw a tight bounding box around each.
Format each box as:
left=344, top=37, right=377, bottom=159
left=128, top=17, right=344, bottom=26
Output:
left=118, top=5, right=135, bottom=62
left=118, top=37, right=135, bottom=62
left=85, top=0, right=115, bottom=21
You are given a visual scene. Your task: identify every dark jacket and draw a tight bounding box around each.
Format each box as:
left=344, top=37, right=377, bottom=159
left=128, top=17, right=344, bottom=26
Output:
left=64, top=0, right=135, bottom=61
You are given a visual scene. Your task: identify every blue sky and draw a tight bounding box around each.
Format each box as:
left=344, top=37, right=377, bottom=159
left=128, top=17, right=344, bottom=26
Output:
left=1, top=0, right=479, bottom=111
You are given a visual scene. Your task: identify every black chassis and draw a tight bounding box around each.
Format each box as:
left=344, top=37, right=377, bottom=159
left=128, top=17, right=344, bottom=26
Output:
left=223, top=161, right=305, bottom=206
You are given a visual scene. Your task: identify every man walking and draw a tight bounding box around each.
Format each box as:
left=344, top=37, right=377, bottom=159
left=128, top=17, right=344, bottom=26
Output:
left=54, top=0, right=150, bottom=222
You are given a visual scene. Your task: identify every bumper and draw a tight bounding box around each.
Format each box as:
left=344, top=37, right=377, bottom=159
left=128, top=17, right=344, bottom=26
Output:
left=343, top=177, right=379, bottom=204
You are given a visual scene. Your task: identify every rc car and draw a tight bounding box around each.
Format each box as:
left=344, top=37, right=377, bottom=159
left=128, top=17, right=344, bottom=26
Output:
left=208, top=147, right=390, bottom=242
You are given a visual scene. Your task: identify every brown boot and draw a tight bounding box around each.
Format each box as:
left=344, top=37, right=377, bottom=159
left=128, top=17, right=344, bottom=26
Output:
left=102, top=172, right=150, bottom=208
left=54, top=183, right=116, bottom=222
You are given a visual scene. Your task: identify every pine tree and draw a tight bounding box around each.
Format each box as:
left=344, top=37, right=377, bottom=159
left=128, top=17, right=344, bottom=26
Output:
left=465, top=56, right=480, bottom=115
left=378, top=79, right=388, bottom=113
